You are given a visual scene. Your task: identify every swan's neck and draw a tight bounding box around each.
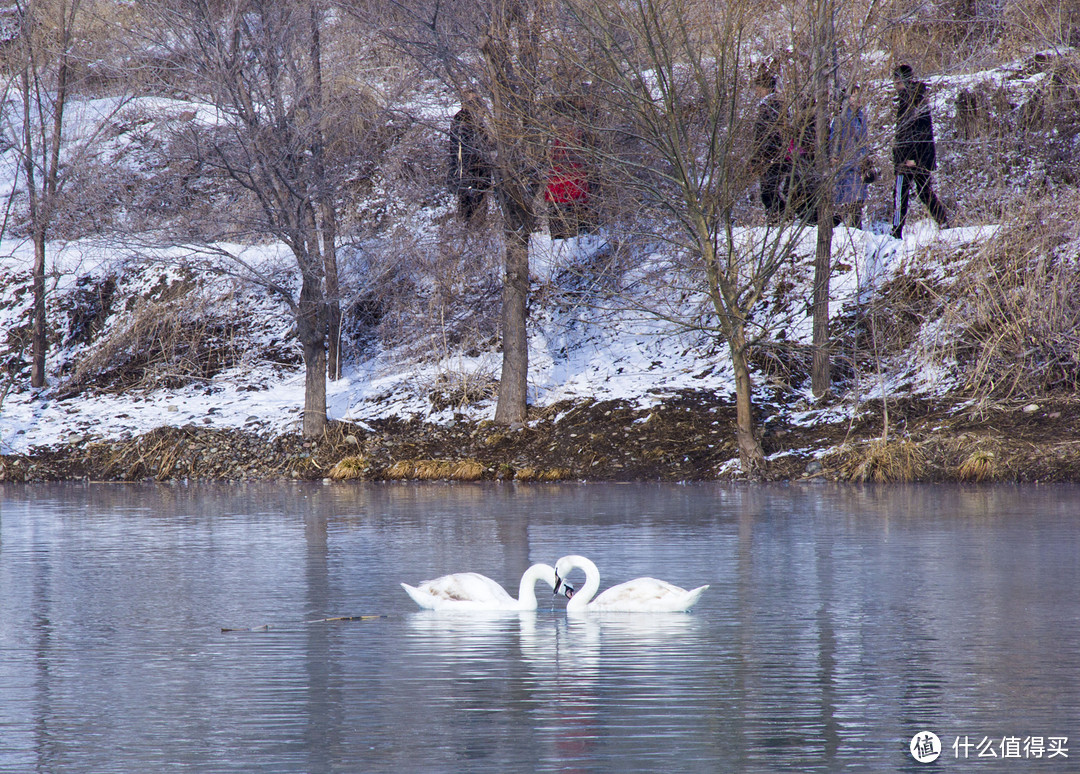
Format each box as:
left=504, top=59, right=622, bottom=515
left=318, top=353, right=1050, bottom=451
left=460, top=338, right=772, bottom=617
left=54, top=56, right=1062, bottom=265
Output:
left=516, top=564, right=550, bottom=607
left=565, top=557, right=601, bottom=611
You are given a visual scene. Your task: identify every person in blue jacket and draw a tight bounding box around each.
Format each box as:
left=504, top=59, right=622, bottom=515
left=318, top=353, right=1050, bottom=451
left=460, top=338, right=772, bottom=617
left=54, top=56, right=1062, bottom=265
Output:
left=832, top=82, right=873, bottom=228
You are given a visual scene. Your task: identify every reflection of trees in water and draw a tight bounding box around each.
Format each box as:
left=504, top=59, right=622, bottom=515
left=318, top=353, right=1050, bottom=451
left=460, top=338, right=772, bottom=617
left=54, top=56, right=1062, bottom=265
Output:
left=729, top=482, right=1080, bottom=769
left=303, top=505, right=342, bottom=770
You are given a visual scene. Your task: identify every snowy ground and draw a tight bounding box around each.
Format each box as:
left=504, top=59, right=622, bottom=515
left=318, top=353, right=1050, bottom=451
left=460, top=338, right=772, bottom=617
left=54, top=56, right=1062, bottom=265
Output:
left=0, top=218, right=994, bottom=457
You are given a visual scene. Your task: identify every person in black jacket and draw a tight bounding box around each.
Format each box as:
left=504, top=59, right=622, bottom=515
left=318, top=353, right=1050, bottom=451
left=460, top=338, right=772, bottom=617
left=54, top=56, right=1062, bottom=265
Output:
left=891, top=64, right=948, bottom=238
left=448, top=92, right=492, bottom=223
left=751, top=67, right=788, bottom=222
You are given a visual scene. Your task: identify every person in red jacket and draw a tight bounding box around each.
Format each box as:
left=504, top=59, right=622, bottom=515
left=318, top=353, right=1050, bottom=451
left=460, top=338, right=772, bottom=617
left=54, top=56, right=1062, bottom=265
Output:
left=545, top=117, right=592, bottom=240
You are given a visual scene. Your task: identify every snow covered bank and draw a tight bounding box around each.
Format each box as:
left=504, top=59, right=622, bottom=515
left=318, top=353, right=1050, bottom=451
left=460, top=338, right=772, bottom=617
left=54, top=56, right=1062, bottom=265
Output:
left=1, top=219, right=988, bottom=458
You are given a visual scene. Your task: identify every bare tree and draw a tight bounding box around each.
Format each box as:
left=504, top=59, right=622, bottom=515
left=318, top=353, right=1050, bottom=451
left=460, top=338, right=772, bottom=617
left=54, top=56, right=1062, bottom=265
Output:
left=303, top=0, right=340, bottom=382
left=143, top=0, right=349, bottom=437
left=482, top=1, right=551, bottom=424
left=1, top=0, right=135, bottom=389
left=562, top=0, right=818, bottom=474
left=368, top=0, right=553, bottom=425
left=8, top=0, right=80, bottom=388
left=772, top=0, right=887, bottom=399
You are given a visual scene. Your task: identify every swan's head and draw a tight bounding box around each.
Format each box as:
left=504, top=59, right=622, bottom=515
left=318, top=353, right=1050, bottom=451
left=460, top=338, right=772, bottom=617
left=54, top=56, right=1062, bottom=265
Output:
left=554, top=555, right=596, bottom=601
left=552, top=572, right=575, bottom=599
left=553, top=557, right=572, bottom=599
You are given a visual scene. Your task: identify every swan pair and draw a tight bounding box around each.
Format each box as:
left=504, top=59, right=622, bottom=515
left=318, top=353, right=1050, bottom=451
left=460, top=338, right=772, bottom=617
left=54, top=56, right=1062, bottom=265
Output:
left=402, top=554, right=707, bottom=613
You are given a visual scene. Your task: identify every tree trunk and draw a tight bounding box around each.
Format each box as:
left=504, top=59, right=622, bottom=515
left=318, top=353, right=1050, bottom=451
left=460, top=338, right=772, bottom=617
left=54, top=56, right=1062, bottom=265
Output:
left=811, top=0, right=834, bottom=398
left=297, top=264, right=327, bottom=438
left=729, top=325, right=765, bottom=475
left=811, top=220, right=832, bottom=397
left=480, top=1, right=543, bottom=426
left=30, top=230, right=47, bottom=388
left=21, top=0, right=75, bottom=390
left=307, top=0, right=341, bottom=381
left=321, top=214, right=341, bottom=381
left=494, top=223, right=530, bottom=425
left=302, top=335, right=327, bottom=438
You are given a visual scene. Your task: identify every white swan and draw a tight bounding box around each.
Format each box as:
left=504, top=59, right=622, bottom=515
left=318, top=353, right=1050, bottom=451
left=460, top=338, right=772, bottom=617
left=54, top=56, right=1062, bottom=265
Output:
left=553, top=555, right=708, bottom=613
left=401, top=563, right=573, bottom=611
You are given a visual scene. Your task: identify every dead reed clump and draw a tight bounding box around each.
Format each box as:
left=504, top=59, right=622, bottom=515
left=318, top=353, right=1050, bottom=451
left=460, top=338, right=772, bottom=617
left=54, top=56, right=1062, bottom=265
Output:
left=59, top=271, right=262, bottom=397
left=102, top=426, right=205, bottom=480
left=427, top=369, right=499, bottom=412
left=514, top=467, right=573, bottom=482
left=384, top=459, right=485, bottom=481
left=384, top=460, right=415, bottom=479
left=842, top=438, right=926, bottom=483
left=957, top=449, right=997, bottom=482
left=329, top=455, right=371, bottom=481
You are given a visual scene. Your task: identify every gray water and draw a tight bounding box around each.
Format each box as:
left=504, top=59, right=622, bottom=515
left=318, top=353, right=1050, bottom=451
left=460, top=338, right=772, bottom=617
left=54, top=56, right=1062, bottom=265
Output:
left=1, top=483, right=1078, bottom=773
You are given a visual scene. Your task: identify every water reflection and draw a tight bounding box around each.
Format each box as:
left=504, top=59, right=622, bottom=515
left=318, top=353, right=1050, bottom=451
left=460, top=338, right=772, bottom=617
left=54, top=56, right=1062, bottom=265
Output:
left=2, top=482, right=1080, bottom=772
left=398, top=607, right=712, bottom=771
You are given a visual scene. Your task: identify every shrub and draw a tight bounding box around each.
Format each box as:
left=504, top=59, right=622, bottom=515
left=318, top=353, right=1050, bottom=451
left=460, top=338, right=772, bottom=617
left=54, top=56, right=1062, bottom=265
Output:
left=935, top=190, right=1080, bottom=399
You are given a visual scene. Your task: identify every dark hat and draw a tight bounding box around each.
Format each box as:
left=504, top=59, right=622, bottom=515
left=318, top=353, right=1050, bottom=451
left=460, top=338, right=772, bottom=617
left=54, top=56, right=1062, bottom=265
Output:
left=892, top=63, right=914, bottom=80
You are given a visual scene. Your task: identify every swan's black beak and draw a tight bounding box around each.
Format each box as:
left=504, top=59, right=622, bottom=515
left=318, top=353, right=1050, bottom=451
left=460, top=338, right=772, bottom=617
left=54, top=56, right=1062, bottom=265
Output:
left=553, top=572, right=574, bottom=599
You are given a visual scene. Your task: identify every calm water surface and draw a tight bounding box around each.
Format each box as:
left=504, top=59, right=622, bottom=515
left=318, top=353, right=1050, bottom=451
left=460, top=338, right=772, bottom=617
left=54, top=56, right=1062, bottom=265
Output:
left=1, top=482, right=1079, bottom=773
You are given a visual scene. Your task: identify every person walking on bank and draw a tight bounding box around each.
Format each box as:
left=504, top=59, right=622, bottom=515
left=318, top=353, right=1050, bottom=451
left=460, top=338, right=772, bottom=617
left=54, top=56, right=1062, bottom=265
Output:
left=447, top=92, right=492, bottom=223
left=545, top=110, right=593, bottom=240
left=890, top=64, right=948, bottom=238
left=751, top=67, right=788, bottom=222
left=832, top=83, right=874, bottom=229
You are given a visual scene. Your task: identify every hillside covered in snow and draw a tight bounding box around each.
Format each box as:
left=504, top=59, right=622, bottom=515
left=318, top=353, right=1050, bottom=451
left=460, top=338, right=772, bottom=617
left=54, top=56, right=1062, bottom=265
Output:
left=1, top=2, right=1079, bottom=482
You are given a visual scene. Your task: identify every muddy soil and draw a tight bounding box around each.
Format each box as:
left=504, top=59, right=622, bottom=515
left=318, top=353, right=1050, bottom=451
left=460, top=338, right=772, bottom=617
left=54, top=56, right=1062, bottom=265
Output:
left=4, top=391, right=1080, bottom=484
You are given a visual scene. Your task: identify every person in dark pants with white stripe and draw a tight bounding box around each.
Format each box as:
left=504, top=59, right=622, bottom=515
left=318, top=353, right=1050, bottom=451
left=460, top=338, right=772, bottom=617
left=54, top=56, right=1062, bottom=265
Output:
left=891, top=64, right=949, bottom=238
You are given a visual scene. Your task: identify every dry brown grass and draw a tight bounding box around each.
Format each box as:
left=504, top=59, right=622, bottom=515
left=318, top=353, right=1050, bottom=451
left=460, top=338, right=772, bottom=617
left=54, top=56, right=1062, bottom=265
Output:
left=884, top=3, right=1080, bottom=72
left=513, top=467, right=573, bottom=482
left=329, top=455, right=371, bottom=481
left=933, top=191, right=1080, bottom=400
left=841, top=438, right=926, bottom=483
left=957, top=449, right=996, bottom=482
left=59, top=272, right=259, bottom=396
left=426, top=369, right=499, bottom=413
left=100, top=426, right=233, bottom=480
left=384, top=459, right=486, bottom=481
